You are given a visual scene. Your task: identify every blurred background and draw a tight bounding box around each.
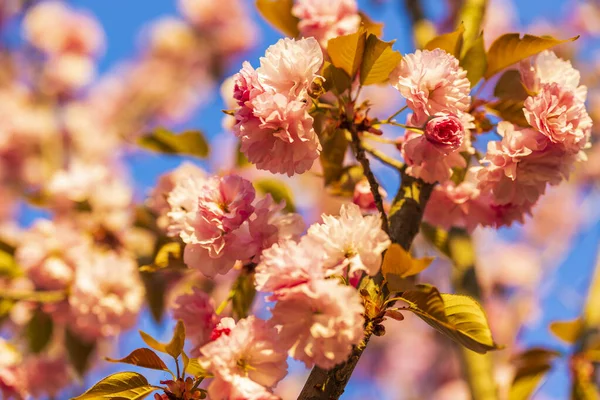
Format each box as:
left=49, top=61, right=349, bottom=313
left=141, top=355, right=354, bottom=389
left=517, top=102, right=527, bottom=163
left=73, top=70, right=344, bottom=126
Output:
left=3, top=0, right=600, bottom=399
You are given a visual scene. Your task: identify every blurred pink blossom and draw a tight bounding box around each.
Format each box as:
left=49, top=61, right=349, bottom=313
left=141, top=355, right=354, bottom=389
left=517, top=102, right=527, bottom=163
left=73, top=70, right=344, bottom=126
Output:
left=172, top=288, right=218, bottom=356
left=292, top=0, right=361, bottom=47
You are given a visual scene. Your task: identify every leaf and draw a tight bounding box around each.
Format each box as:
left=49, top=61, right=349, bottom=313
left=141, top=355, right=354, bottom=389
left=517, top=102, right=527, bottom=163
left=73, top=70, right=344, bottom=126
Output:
left=166, top=320, right=186, bottom=358
left=360, top=35, right=402, bottom=86
left=254, top=178, right=296, bottom=213
left=139, top=331, right=166, bottom=354
left=485, top=33, right=579, bottom=79
left=65, top=328, right=95, bottom=376
left=106, top=348, right=169, bottom=372
left=27, top=309, right=53, bottom=353
left=359, top=277, right=384, bottom=320
left=494, top=70, right=528, bottom=100
left=235, top=141, right=251, bottom=168
left=71, top=372, right=157, bottom=400
left=509, top=348, right=561, bottom=400
left=328, top=165, right=364, bottom=197
left=424, top=23, right=465, bottom=57
left=359, top=11, right=383, bottom=37
left=255, top=0, right=299, bottom=38
left=0, top=290, right=66, bottom=303
left=322, top=62, right=352, bottom=95
left=420, top=223, right=451, bottom=258
left=0, top=241, right=19, bottom=279
left=137, top=128, right=209, bottom=158
left=397, top=285, right=501, bottom=354
left=141, top=271, right=168, bottom=323
left=382, top=244, right=434, bottom=291
left=486, top=99, right=529, bottom=127
left=549, top=317, right=584, bottom=344
left=186, top=358, right=210, bottom=378
left=320, top=129, right=349, bottom=185
left=140, top=242, right=185, bottom=272
left=231, top=271, right=256, bottom=319
left=327, top=28, right=367, bottom=78
left=460, top=34, right=487, bottom=87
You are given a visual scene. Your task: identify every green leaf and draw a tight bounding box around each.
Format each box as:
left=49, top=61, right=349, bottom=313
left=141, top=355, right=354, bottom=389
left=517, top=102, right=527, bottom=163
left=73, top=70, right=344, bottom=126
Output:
left=359, top=12, right=383, bottom=37
left=320, top=129, right=349, bottom=185
left=231, top=271, right=256, bottom=319
left=509, top=348, right=561, bottom=400
left=359, top=277, right=384, bottom=320
left=0, top=241, right=19, bottom=279
left=420, top=223, right=451, bottom=258
left=139, top=330, right=166, bottom=354
left=253, top=178, right=296, bottom=213
left=235, top=141, right=251, bottom=168
left=424, top=23, right=465, bottom=57
left=486, top=99, right=529, bottom=127
left=106, top=348, right=169, bottom=372
left=382, top=244, right=434, bottom=291
left=549, top=317, right=584, bottom=344
left=322, top=62, right=352, bottom=95
left=186, top=358, right=210, bottom=378
left=494, top=69, right=528, bottom=100
left=327, top=28, right=367, bottom=78
left=328, top=165, right=364, bottom=198
left=141, top=271, right=168, bottom=323
left=65, top=328, right=95, bottom=376
left=255, top=0, right=299, bottom=38
left=71, top=372, right=157, bottom=400
left=166, top=320, right=186, bottom=358
left=137, top=128, right=209, bottom=158
left=485, top=33, right=579, bottom=79
left=27, top=309, right=53, bottom=353
left=397, top=285, right=501, bottom=354
left=360, top=35, right=402, bottom=86
left=140, top=242, right=185, bottom=273
left=460, top=34, right=487, bottom=87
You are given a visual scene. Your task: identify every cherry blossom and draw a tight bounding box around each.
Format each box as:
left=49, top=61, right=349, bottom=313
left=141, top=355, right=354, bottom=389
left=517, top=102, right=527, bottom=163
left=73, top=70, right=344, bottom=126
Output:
left=292, top=0, right=361, bottom=48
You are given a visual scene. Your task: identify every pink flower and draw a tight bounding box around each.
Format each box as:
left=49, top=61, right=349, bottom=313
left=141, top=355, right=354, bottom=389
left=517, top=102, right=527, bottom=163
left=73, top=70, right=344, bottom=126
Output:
left=270, top=279, right=364, bottom=369
left=0, top=340, right=25, bottom=400
left=22, top=356, right=73, bottom=399
left=524, top=82, right=592, bottom=153
left=256, top=37, right=323, bottom=99
left=424, top=115, right=464, bottom=154
left=15, top=219, right=89, bottom=290
left=255, top=240, right=324, bottom=296
left=23, top=1, right=104, bottom=56
left=389, top=49, right=471, bottom=126
left=172, top=288, right=218, bottom=356
left=292, top=0, right=361, bottom=48
left=352, top=179, right=387, bottom=211
left=233, top=38, right=324, bottom=176
left=306, top=203, right=390, bottom=277
left=245, top=195, right=305, bottom=262
left=148, top=162, right=206, bottom=219
left=69, top=251, right=144, bottom=340
left=423, top=172, right=496, bottom=232
left=401, top=129, right=467, bottom=184
left=200, top=316, right=288, bottom=399
left=520, top=50, right=587, bottom=101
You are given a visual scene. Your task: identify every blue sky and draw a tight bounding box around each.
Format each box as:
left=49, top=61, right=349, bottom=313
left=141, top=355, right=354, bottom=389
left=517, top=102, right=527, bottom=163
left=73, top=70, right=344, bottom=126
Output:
left=35, top=0, right=600, bottom=398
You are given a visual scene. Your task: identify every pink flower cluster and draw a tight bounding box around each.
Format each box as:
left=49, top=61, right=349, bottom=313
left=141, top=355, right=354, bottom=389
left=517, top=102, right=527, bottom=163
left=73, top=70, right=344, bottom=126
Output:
left=232, top=38, right=324, bottom=176
left=255, top=204, right=390, bottom=368
left=199, top=317, right=288, bottom=399
left=390, top=49, right=474, bottom=183
left=292, top=0, right=361, bottom=47
left=425, top=51, right=592, bottom=230
left=165, top=171, right=304, bottom=277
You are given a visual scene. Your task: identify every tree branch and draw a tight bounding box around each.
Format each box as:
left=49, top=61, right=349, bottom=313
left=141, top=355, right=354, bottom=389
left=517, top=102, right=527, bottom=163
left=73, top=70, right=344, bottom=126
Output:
left=297, top=169, right=434, bottom=400
left=348, top=127, right=390, bottom=234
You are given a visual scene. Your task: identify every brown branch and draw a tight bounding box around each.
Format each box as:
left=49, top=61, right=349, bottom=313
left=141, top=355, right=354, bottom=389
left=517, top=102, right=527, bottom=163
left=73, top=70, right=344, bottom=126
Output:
left=348, top=128, right=390, bottom=234
left=297, top=170, right=434, bottom=400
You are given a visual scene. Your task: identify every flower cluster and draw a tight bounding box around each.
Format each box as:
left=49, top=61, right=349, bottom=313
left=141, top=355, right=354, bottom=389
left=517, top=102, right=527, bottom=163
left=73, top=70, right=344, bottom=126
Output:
left=390, top=49, right=474, bottom=183
left=164, top=170, right=304, bottom=277
left=232, top=38, right=324, bottom=176
left=256, top=204, right=389, bottom=368
left=292, top=0, right=361, bottom=48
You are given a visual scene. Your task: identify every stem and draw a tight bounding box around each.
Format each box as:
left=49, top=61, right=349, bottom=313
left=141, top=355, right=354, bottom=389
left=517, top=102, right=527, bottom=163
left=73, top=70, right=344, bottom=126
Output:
left=297, top=170, right=434, bottom=400
left=361, top=141, right=404, bottom=170
left=382, top=105, right=408, bottom=124
left=348, top=127, right=389, bottom=234
left=446, top=228, right=498, bottom=400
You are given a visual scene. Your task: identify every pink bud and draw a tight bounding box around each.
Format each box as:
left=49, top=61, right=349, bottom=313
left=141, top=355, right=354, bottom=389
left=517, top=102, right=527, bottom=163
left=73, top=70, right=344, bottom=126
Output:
left=424, top=115, right=464, bottom=154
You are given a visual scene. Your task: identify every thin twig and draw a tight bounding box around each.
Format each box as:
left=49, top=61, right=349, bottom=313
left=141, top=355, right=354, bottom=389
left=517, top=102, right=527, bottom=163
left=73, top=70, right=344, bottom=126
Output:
left=381, top=105, right=408, bottom=124
left=348, top=127, right=390, bottom=233
left=361, top=141, right=404, bottom=170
